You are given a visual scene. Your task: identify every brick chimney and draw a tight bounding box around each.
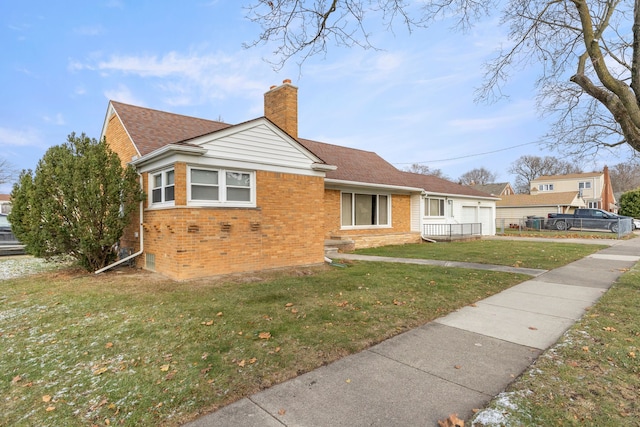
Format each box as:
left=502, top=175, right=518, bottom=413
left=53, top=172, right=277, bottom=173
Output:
left=264, top=79, right=298, bottom=139
left=601, top=165, right=616, bottom=212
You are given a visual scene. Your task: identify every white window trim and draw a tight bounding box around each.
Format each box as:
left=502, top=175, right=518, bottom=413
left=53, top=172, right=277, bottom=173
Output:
left=340, top=191, right=392, bottom=229
left=424, top=197, right=446, bottom=218
left=187, top=166, right=256, bottom=207
left=149, top=168, right=175, bottom=208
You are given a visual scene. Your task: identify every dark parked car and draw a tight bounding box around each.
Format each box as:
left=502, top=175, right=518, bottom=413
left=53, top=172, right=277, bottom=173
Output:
left=0, top=213, right=20, bottom=245
left=547, top=209, right=631, bottom=233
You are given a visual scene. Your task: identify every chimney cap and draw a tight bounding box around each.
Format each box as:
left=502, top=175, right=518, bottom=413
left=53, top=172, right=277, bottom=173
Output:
left=283, top=78, right=292, bottom=84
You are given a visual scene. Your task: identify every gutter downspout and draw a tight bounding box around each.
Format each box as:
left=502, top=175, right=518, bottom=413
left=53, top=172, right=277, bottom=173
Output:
left=95, top=174, right=145, bottom=274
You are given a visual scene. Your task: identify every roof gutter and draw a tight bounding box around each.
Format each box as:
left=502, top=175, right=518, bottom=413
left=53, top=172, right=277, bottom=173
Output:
left=94, top=174, right=145, bottom=275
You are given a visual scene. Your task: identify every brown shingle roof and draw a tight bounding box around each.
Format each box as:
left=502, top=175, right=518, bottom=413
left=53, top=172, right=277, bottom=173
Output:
left=0, top=194, right=10, bottom=202
left=298, top=138, right=494, bottom=198
left=497, top=192, right=581, bottom=207
left=110, top=102, right=495, bottom=198
left=111, top=101, right=231, bottom=156
left=471, top=183, right=510, bottom=196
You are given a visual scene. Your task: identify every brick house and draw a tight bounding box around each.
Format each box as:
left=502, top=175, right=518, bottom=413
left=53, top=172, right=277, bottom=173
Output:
left=100, top=80, right=496, bottom=280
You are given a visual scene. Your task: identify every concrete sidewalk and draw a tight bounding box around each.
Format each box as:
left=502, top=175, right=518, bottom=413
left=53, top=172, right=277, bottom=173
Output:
left=185, top=238, right=640, bottom=427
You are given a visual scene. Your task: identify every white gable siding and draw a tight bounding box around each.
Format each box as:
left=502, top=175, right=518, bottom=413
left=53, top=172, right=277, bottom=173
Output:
left=201, top=124, right=314, bottom=169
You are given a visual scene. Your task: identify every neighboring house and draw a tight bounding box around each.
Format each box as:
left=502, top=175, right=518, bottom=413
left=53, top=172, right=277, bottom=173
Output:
left=470, top=182, right=514, bottom=197
left=0, top=194, right=11, bottom=214
left=530, top=167, right=616, bottom=212
left=101, top=80, right=497, bottom=280
left=496, top=192, right=586, bottom=227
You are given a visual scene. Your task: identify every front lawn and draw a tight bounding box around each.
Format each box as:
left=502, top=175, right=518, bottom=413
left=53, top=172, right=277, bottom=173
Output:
left=354, top=240, right=606, bottom=270
left=0, top=239, right=605, bottom=426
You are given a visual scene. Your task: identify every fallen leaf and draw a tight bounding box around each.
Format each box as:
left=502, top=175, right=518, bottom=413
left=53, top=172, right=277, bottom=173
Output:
left=105, top=342, right=113, bottom=348
left=336, top=301, right=349, bottom=307
left=567, top=361, right=579, bottom=367
left=201, top=320, right=214, bottom=326
left=201, top=352, right=209, bottom=360
left=249, top=357, right=257, bottom=364
left=629, top=352, right=636, bottom=359
left=291, top=308, right=299, bottom=314
left=603, top=326, right=617, bottom=332
left=45, top=406, right=55, bottom=412
left=259, top=332, right=271, bottom=340
left=156, top=402, right=163, bottom=408
left=582, top=346, right=590, bottom=352
left=278, top=408, right=286, bottom=416
left=42, top=395, right=52, bottom=403
left=216, top=312, right=223, bottom=316
left=237, top=359, right=246, bottom=367
left=438, top=413, right=464, bottom=427
left=160, top=364, right=170, bottom=372
left=285, top=303, right=294, bottom=307
left=529, top=326, right=538, bottom=330
left=11, top=375, right=21, bottom=384
left=93, top=367, right=108, bottom=376
left=454, top=365, right=462, bottom=370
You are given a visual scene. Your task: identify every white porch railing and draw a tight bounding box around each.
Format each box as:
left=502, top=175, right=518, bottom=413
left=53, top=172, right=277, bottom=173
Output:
left=422, top=223, right=482, bottom=238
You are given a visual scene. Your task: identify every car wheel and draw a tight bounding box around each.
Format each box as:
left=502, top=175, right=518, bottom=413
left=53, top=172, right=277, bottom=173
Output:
left=611, top=223, right=619, bottom=233
left=555, top=221, right=568, bottom=231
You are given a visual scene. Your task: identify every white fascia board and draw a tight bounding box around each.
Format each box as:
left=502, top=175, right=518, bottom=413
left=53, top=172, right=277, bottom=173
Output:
left=312, top=163, right=337, bottom=171
left=424, top=192, right=500, bottom=201
left=187, top=155, right=327, bottom=177
left=324, top=178, right=422, bottom=193
left=131, top=144, right=207, bottom=170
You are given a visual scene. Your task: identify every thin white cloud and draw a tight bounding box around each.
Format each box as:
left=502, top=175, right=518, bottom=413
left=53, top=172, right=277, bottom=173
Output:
left=0, top=127, right=43, bottom=148
left=74, top=25, right=104, bottom=36
left=73, top=50, right=272, bottom=107
left=43, top=113, right=66, bottom=125
left=104, top=84, right=146, bottom=105
left=447, top=100, right=536, bottom=132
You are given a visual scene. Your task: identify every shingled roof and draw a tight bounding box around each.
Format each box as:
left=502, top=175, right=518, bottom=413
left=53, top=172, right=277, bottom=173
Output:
left=110, top=101, right=231, bottom=157
left=108, top=102, right=496, bottom=199
left=298, top=138, right=495, bottom=198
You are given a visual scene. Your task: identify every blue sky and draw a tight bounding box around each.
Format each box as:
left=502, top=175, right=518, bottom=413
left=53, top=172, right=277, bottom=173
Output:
left=1, top=1, right=635, bottom=194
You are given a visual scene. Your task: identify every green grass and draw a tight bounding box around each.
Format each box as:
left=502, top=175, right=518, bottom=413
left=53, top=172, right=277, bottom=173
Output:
left=1, top=262, right=527, bottom=426
left=472, top=264, right=640, bottom=426
left=354, top=240, right=606, bottom=270
left=0, top=239, right=609, bottom=426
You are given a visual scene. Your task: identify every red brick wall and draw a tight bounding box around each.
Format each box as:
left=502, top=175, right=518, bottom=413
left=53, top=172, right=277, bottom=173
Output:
left=141, top=171, right=326, bottom=280
left=324, top=189, right=419, bottom=248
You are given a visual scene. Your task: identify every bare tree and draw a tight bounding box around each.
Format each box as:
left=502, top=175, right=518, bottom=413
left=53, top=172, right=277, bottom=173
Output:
left=458, top=167, right=497, bottom=185
left=609, top=161, right=640, bottom=193
left=0, top=158, right=17, bottom=188
left=244, top=1, right=640, bottom=157
left=508, top=155, right=583, bottom=194
left=403, top=163, right=449, bottom=179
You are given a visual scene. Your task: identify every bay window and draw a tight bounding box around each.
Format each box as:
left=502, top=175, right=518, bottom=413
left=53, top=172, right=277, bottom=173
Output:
left=151, top=169, right=175, bottom=205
